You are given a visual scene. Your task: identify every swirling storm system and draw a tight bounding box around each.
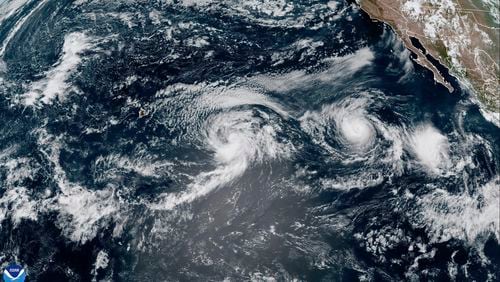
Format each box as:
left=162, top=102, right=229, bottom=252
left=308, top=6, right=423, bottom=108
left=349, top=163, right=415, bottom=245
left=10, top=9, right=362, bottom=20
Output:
left=0, top=0, right=498, bottom=281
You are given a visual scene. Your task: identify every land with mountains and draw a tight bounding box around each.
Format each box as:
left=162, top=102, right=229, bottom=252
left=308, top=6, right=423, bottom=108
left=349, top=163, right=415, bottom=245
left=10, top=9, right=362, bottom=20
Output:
left=358, top=0, right=499, bottom=112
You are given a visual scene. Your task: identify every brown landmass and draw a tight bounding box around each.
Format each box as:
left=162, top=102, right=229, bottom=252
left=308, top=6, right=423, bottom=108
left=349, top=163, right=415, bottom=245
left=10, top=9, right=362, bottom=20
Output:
left=358, top=0, right=499, bottom=111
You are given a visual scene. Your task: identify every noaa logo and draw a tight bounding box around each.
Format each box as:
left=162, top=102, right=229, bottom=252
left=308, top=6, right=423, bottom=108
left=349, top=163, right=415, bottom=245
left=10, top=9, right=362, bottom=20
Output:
left=2, top=264, right=26, bottom=282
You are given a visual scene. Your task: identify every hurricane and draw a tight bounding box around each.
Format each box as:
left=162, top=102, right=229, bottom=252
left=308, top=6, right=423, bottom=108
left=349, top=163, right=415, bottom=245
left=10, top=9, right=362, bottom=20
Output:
left=0, top=0, right=498, bottom=281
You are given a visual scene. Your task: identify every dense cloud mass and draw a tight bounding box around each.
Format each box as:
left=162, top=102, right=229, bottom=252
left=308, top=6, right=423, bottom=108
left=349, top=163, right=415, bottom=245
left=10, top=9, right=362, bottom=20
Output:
left=0, top=0, right=498, bottom=281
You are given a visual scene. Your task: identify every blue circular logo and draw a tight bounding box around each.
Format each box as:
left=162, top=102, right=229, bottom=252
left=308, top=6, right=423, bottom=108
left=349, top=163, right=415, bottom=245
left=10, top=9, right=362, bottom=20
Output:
left=2, top=264, right=26, bottom=282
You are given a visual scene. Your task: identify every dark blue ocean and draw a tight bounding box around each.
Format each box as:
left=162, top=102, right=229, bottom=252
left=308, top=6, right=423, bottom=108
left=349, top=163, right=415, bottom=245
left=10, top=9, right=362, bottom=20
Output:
left=0, top=0, right=498, bottom=281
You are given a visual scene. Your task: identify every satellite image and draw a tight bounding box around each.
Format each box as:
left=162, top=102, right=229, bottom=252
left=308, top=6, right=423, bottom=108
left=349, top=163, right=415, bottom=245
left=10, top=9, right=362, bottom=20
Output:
left=0, top=0, right=498, bottom=281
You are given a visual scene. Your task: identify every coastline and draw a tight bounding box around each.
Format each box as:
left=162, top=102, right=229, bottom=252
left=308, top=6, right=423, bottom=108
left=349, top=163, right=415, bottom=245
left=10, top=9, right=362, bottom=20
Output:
left=356, top=0, right=500, bottom=114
